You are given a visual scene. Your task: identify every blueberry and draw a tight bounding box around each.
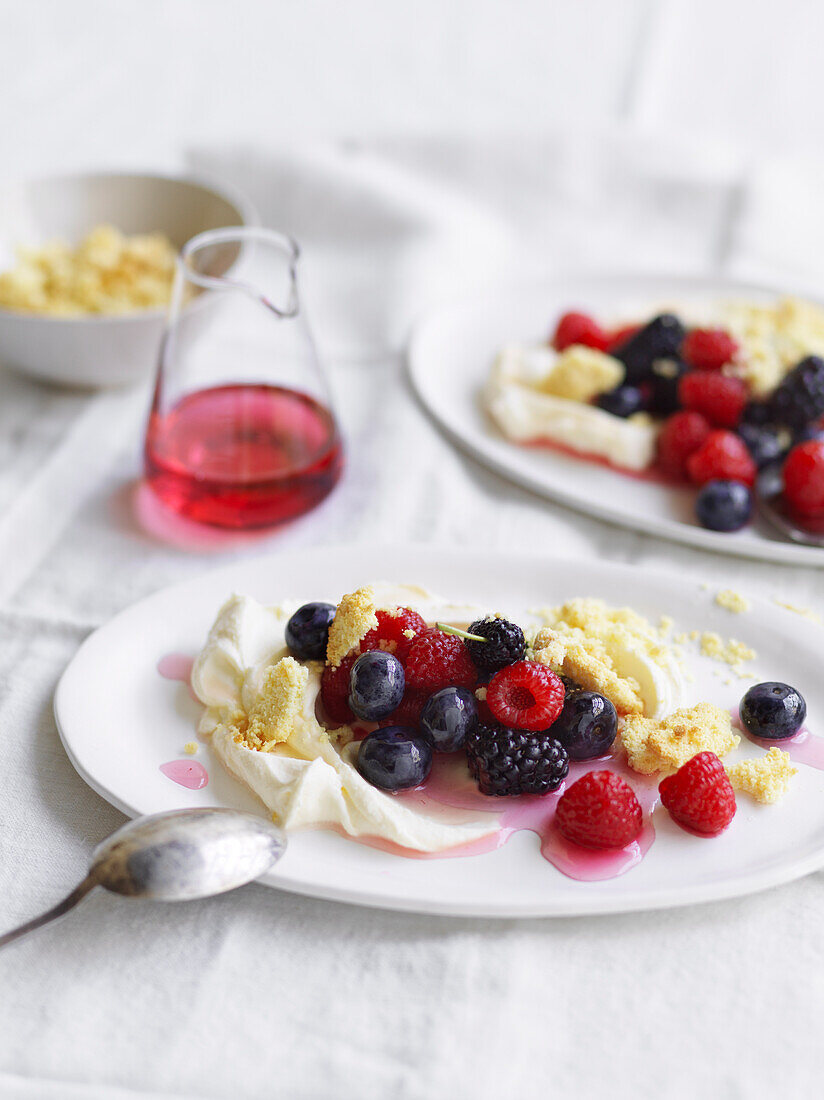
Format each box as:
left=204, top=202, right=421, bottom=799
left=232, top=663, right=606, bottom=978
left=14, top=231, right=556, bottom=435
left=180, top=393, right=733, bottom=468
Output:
left=356, top=727, right=433, bottom=790
left=285, top=602, right=336, bottom=660
left=695, top=479, right=753, bottom=532
left=615, top=314, right=686, bottom=384
left=737, top=423, right=784, bottom=469
left=420, top=687, right=478, bottom=752
left=348, top=651, right=405, bottom=721
left=595, top=385, right=646, bottom=419
left=551, top=691, right=618, bottom=759
left=648, top=358, right=689, bottom=416
left=740, top=682, right=806, bottom=740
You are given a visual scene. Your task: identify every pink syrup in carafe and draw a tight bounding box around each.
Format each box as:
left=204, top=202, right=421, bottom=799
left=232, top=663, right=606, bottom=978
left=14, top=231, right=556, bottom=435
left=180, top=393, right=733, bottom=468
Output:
left=145, top=383, right=343, bottom=529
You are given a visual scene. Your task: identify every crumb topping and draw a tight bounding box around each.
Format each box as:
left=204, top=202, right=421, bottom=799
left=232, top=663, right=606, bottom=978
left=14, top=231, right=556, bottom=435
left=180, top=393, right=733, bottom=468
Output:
left=530, top=598, right=679, bottom=716
left=699, top=632, right=756, bottom=671
left=715, top=589, right=750, bottom=614
left=621, top=702, right=739, bottom=775
left=774, top=600, right=823, bottom=625
left=727, top=747, right=797, bottom=804
left=326, top=586, right=378, bottom=668
left=184, top=741, right=198, bottom=755
left=724, top=296, right=824, bottom=396
left=537, top=346, right=624, bottom=402
left=241, top=657, right=309, bottom=750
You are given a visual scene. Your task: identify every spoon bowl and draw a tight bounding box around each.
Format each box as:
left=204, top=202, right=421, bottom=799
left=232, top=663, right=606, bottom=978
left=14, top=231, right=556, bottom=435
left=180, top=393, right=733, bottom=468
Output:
left=0, top=808, right=287, bottom=950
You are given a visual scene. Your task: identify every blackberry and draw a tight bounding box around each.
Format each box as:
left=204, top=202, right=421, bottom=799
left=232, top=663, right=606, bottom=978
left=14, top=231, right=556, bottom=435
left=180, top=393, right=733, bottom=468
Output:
left=464, top=617, right=526, bottom=672
left=615, top=314, right=686, bottom=384
left=741, top=400, right=773, bottom=427
left=466, top=723, right=568, bottom=796
left=648, top=357, right=690, bottom=416
left=769, top=356, right=824, bottom=430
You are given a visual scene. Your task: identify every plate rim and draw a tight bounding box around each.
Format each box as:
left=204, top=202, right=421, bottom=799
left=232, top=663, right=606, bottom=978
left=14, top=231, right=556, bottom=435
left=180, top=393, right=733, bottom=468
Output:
left=54, top=542, right=824, bottom=918
left=406, top=269, right=824, bottom=567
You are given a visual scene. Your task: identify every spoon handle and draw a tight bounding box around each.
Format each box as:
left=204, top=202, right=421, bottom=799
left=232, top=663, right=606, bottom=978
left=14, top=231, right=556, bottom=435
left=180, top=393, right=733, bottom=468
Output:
left=0, top=875, right=97, bottom=951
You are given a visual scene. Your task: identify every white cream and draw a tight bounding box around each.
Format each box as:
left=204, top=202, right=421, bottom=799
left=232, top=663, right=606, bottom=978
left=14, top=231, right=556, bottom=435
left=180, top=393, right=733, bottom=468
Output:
left=193, top=584, right=684, bottom=852
left=485, top=346, right=658, bottom=471
left=194, top=585, right=499, bottom=853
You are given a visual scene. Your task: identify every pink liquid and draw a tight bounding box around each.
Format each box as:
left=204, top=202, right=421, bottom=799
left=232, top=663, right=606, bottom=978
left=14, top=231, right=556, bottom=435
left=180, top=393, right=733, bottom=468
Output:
left=363, top=752, right=658, bottom=881
left=144, top=384, right=343, bottom=529
left=732, top=712, right=824, bottom=770
left=157, top=653, right=194, bottom=683
left=160, top=759, right=209, bottom=790
left=523, top=435, right=675, bottom=485
left=157, top=652, right=199, bottom=703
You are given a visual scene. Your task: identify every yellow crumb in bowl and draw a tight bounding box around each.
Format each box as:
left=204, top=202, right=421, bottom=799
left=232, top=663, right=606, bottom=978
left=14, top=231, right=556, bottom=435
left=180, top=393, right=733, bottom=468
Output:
left=0, top=224, right=178, bottom=316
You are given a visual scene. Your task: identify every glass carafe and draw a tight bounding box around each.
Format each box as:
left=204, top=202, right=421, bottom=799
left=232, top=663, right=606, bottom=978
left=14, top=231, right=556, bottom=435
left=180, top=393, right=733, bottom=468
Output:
left=144, top=227, right=343, bottom=529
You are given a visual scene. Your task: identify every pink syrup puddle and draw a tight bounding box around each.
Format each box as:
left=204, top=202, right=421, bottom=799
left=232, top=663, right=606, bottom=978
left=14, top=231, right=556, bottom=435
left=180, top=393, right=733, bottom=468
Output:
left=522, top=436, right=679, bottom=487
left=362, top=751, right=659, bottom=881
left=159, top=759, right=209, bottom=790
left=157, top=652, right=199, bottom=703
left=731, top=712, right=824, bottom=771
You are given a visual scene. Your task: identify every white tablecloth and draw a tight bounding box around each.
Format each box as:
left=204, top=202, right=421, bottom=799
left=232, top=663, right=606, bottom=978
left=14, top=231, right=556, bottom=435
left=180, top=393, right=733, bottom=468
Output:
left=2, top=133, right=824, bottom=1099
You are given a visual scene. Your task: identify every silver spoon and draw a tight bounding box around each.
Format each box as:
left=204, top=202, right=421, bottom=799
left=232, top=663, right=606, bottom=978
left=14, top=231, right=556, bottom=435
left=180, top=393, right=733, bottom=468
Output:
left=755, top=462, right=824, bottom=547
left=0, top=808, right=286, bottom=951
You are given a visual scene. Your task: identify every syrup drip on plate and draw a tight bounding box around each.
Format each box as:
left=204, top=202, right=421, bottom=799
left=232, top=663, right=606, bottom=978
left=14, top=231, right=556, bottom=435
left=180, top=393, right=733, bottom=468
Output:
left=731, top=713, right=824, bottom=770
left=159, top=760, right=209, bottom=790
left=380, top=752, right=659, bottom=881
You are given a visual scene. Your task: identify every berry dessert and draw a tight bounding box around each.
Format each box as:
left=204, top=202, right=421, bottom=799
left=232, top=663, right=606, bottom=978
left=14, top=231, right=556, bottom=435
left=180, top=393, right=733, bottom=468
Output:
left=190, top=583, right=812, bottom=879
left=485, top=296, right=824, bottom=536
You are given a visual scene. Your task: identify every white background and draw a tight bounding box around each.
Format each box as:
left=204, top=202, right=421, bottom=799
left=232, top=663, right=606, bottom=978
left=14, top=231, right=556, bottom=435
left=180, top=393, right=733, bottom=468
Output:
left=3, top=2, right=824, bottom=1099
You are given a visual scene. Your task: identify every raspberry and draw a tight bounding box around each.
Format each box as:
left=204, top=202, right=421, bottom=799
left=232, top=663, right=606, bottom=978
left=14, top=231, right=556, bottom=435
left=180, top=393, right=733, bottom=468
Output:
left=686, top=430, right=756, bottom=487
left=552, top=311, right=610, bottom=352
left=783, top=440, right=824, bottom=517
left=464, top=617, right=525, bottom=672
left=770, top=356, right=824, bottom=430
left=681, top=329, right=738, bottom=371
left=486, top=660, right=565, bottom=731
left=607, top=324, right=641, bottom=354
left=658, top=751, right=736, bottom=837
left=320, top=652, right=358, bottom=724
left=555, top=770, right=643, bottom=849
left=678, top=372, right=747, bottom=429
left=656, top=411, right=711, bottom=480
left=361, top=607, right=427, bottom=662
left=404, top=630, right=476, bottom=692
left=377, top=690, right=429, bottom=729
left=466, top=723, right=568, bottom=796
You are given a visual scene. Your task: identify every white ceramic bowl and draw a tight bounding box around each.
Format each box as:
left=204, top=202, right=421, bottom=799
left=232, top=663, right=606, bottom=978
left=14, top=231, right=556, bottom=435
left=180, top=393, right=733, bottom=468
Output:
left=0, top=171, right=255, bottom=388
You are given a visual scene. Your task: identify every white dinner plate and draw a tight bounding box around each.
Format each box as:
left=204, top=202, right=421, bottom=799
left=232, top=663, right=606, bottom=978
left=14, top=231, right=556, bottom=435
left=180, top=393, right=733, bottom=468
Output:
left=55, top=544, right=824, bottom=917
left=408, top=272, right=824, bottom=566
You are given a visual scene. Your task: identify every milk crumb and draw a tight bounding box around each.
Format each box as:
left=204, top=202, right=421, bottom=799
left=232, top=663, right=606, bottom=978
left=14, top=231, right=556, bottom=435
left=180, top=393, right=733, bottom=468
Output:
left=183, top=741, right=198, bottom=755
left=621, top=702, right=739, bottom=775
left=727, top=748, right=796, bottom=804
left=774, top=600, right=823, bottom=625
left=715, top=589, right=750, bottom=614
left=537, top=345, right=624, bottom=402
left=699, top=631, right=756, bottom=671
left=326, top=586, right=378, bottom=668
left=243, top=657, right=309, bottom=750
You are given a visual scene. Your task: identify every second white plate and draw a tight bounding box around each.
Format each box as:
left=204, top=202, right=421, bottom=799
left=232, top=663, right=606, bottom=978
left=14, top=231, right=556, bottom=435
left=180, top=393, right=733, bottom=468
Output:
left=408, top=272, right=824, bottom=566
